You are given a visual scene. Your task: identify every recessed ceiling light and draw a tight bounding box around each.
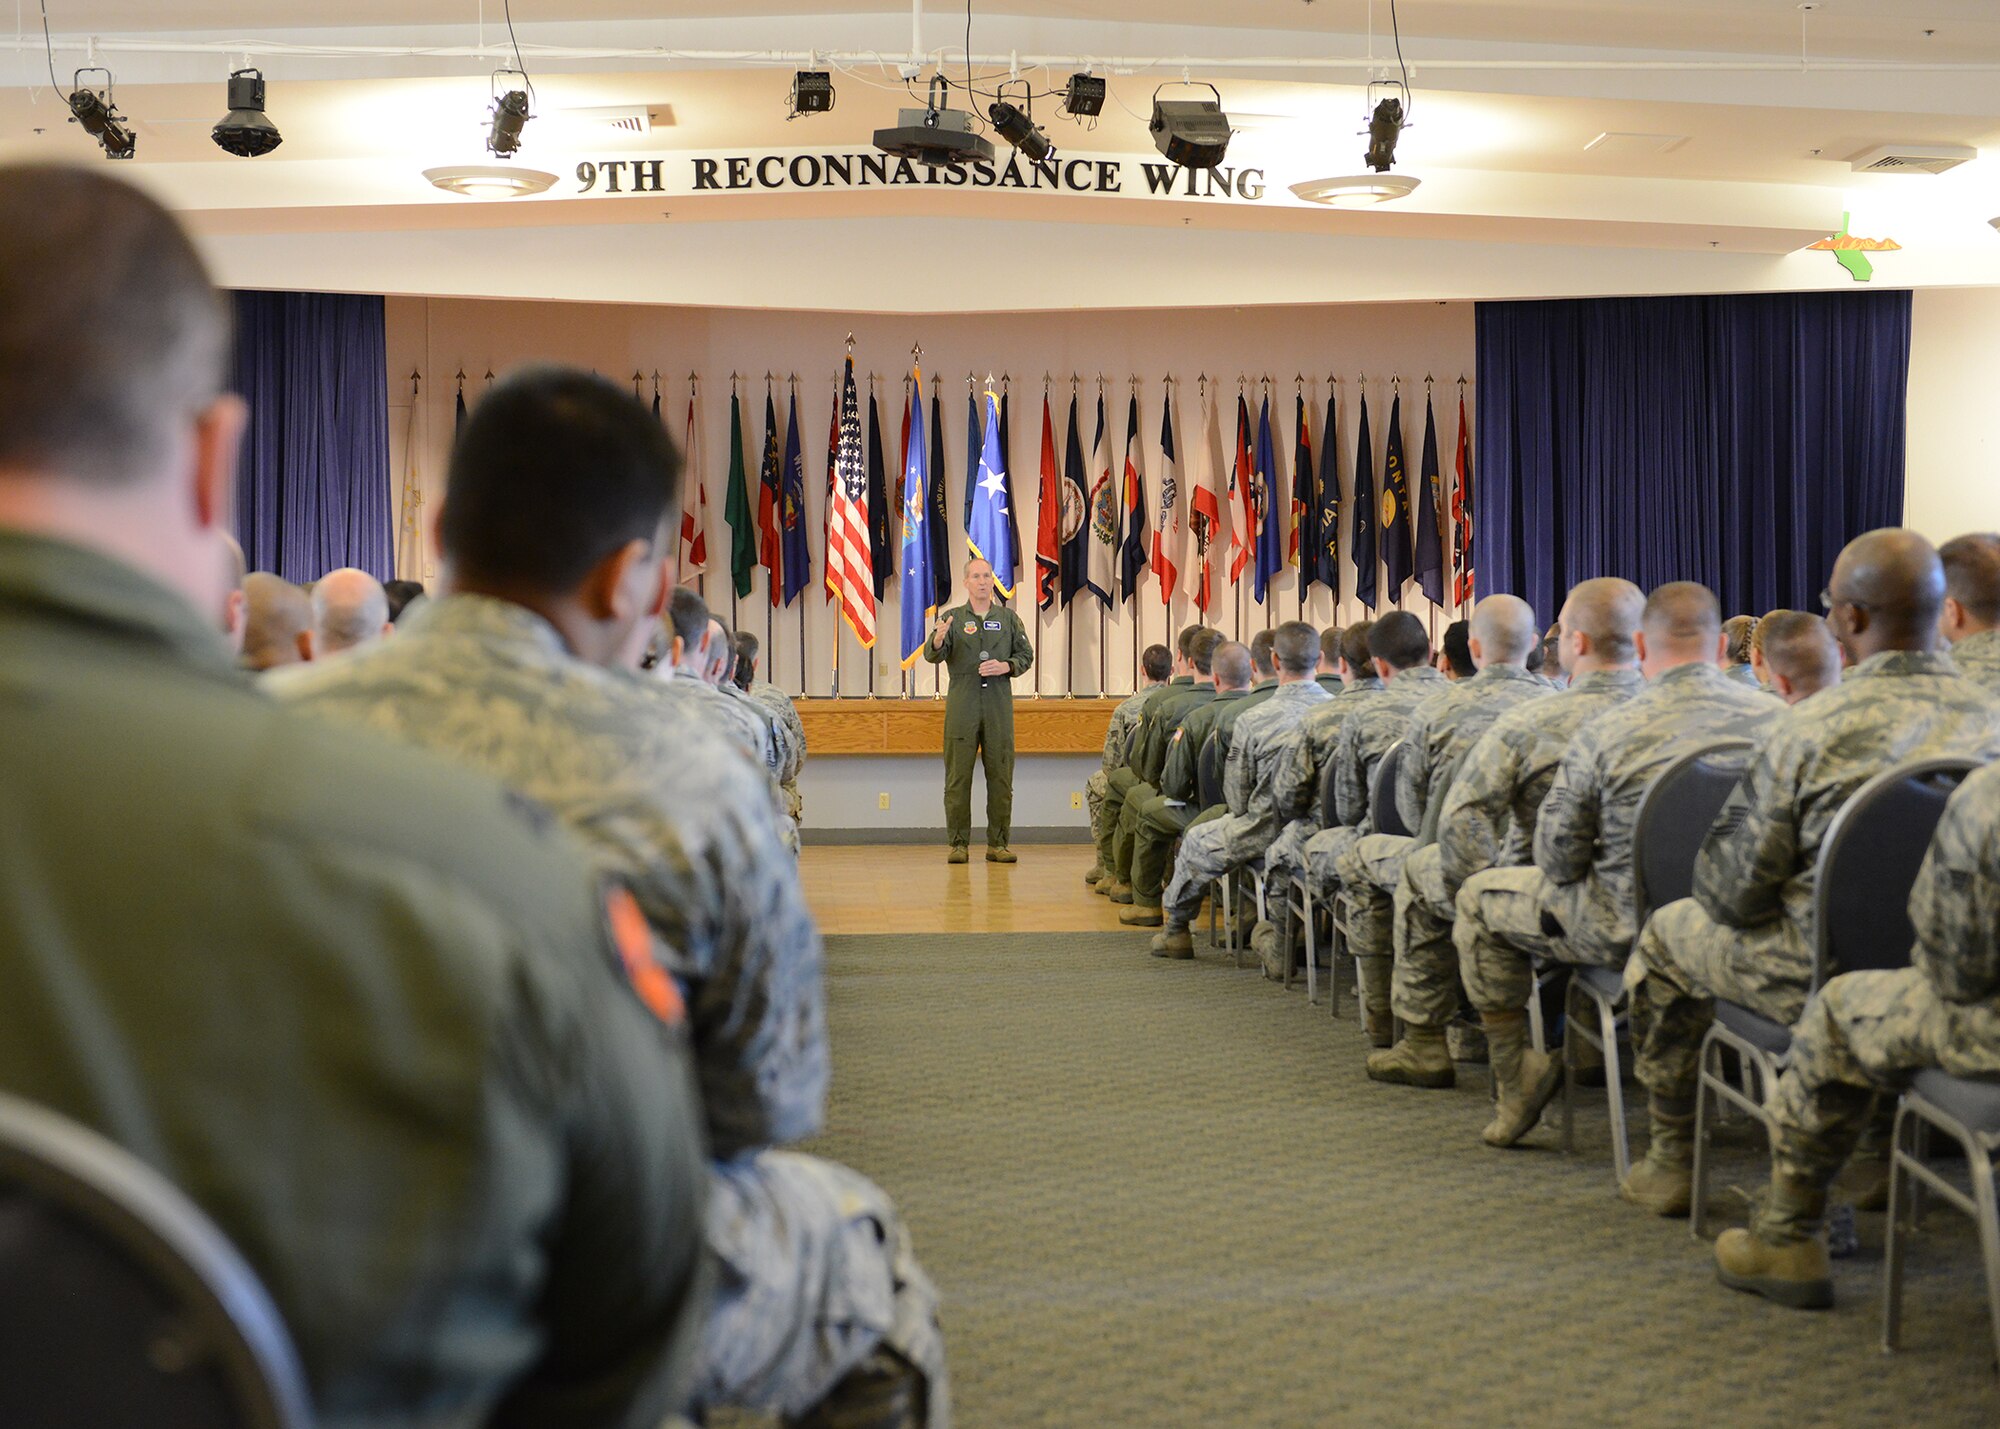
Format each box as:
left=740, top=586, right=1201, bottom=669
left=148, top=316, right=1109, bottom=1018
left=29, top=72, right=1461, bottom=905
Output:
left=1289, top=173, right=1421, bottom=207
left=424, top=165, right=559, bottom=198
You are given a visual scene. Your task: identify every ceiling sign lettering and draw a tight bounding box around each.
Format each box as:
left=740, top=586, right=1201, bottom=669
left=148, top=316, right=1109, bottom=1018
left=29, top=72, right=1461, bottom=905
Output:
left=571, top=150, right=1268, bottom=203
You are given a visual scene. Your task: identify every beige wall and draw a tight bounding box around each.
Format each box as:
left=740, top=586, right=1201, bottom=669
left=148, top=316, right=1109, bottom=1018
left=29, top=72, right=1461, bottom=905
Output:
left=386, top=296, right=1477, bottom=699
left=1907, top=288, right=2000, bottom=545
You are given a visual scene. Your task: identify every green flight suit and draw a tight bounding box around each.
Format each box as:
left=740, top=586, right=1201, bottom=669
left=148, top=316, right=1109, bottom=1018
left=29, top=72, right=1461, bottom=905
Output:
left=1111, top=684, right=1217, bottom=882
left=1097, top=675, right=1191, bottom=871
left=0, top=531, right=710, bottom=1429
left=923, top=599, right=1034, bottom=848
left=1128, top=687, right=1254, bottom=907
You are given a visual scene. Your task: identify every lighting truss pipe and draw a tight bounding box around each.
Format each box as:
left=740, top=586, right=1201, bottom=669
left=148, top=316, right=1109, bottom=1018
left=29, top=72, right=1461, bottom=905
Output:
left=3, top=35, right=1998, bottom=74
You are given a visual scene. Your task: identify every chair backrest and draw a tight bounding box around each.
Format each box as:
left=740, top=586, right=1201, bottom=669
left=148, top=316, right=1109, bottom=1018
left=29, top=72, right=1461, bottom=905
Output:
left=1811, top=756, right=1982, bottom=990
left=1370, top=741, right=1411, bottom=838
left=0, top=1092, right=314, bottom=1429
left=1317, top=752, right=1340, bottom=827
left=1196, top=731, right=1223, bottom=809
left=1630, top=740, right=1753, bottom=926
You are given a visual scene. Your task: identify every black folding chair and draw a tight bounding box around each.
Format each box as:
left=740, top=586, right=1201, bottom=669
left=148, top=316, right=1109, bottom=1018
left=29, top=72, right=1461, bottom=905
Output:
left=0, top=1091, right=314, bottom=1429
left=1193, top=732, right=1239, bottom=961
left=1691, top=756, right=1980, bottom=1237
left=1369, top=740, right=1412, bottom=839
left=1885, top=1069, right=2000, bottom=1369
left=1560, top=740, right=1752, bottom=1183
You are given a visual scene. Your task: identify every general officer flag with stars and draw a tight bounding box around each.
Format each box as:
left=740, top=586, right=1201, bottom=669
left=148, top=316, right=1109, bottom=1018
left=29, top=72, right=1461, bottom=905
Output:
left=898, top=365, right=935, bottom=666
left=1414, top=391, right=1446, bottom=607
left=966, top=386, right=1017, bottom=598
left=1351, top=389, right=1377, bottom=609
left=1380, top=389, right=1413, bottom=599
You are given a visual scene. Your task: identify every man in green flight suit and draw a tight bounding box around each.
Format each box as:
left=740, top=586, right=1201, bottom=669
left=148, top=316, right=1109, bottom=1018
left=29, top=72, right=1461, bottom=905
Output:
left=924, top=556, right=1034, bottom=862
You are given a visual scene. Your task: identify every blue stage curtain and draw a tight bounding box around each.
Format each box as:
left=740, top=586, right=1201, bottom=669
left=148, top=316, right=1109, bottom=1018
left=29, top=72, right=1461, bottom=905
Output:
left=1473, top=291, right=1911, bottom=619
left=229, top=291, right=392, bottom=582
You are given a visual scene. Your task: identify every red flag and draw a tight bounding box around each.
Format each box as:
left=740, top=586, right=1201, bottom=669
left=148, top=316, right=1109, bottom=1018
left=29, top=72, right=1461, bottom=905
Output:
left=825, top=356, right=877, bottom=646
left=1452, top=392, right=1475, bottom=609
left=1227, top=392, right=1254, bottom=583
left=1149, top=391, right=1181, bottom=603
left=1035, top=394, right=1061, bottom=609
left=1189, top=387, right=1224, bottom=615
left=679, top=388, right=709, bottom=577
left=756, top=388, right=783, bottom=607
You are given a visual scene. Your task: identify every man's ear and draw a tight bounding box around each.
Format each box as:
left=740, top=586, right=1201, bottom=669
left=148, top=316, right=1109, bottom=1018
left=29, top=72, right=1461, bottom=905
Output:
left=1633, top=628, right=1650, bottom=666
left=578, top=538, right=651, bottom=621
left=1712, top=631, right=1729, bottom=666
left=1773, top=670, right=1796, bottom=700
left=297, top=629, right=315, bottom=662
left=224, top=588, right=247, bottom=644
left=190, top=394, right=247, bottom=532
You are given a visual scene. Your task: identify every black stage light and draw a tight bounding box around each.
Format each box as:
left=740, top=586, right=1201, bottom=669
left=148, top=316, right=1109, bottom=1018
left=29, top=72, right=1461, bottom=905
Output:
left=1062, top=72, right=1105, bottom=119
left=67, top=71, right=134, bottom=161
left=487, top=87, right=531, bottom=158
left=212, top=68, right=282, bottom=157
left=989, top=92, right=1054, bottom=163
left=790, top=70, right=835, bottom=117
left=1149, top=83, right=1231, bottom=170
left=1365, top=95, right=1405, bottom=172
left=873, top=74, right=994, bottom=168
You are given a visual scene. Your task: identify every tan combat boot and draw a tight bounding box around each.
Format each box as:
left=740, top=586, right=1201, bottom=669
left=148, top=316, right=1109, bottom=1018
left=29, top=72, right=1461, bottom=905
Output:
left=1356, top=955, right=1395, bottom=1048
left=1620, top=1098, right=1696, bottom=1216
left=1481, top=1009, right=1564, bottom=1148
left=1250, top=919, right=1286, bottom=981
left=1120, top=903, right=1164, bottom=928
left=1083, top=864, right=1105, bottom=886
left=1151, top=926, right=1194, bottom=960
left=1714, top=1173, right=1835, bottom=1310
left=1366, top=1023, right=1456, bottom=1088
left=947, top=844, right=969, bottom=865
left=1105, top=880, right=1135, bottom=904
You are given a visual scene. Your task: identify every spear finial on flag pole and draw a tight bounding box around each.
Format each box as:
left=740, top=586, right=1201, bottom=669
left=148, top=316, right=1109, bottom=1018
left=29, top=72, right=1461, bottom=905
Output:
left=409, top=369, right=421, bottom=395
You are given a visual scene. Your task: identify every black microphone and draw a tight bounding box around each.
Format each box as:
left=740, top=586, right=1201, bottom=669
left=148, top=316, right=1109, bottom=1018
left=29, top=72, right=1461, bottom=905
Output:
left=979, top=649, right=990, bottom=685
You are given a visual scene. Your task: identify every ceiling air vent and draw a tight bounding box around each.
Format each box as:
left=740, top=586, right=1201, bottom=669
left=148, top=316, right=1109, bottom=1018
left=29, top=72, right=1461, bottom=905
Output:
left=560, top=105, right=662, bottom=136
left=1849, top=144, right=1976, bottom=175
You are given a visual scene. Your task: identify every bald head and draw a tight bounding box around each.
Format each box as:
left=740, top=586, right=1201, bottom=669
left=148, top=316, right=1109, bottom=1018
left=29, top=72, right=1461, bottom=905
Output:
left=1638, top=581, right=1725, bottom=676
left=1760, top=611, right=1842, bottom=705
left=1211, top=641, right=1253, bottom=691
left=1469, top=594, right=1537, bottom=668
left=241, top=573, right=310, bottom=671
left=1558, top=577, right=1643, bottom=673
left=1825, top=527, right=1945, bottom=660
left=309, top=568, right=391, bottom=657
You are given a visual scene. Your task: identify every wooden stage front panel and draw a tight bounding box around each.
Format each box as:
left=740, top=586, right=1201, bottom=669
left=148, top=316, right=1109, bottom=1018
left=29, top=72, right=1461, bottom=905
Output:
left=796, top=696, right=1120, bottom=756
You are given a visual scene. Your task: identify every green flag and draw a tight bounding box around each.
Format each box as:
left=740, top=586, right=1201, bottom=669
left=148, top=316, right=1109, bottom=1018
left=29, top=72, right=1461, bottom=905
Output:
left=724, top=389, right=755, bottom=598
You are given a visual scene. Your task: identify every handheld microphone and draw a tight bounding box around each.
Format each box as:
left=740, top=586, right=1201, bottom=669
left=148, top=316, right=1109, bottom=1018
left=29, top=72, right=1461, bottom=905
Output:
left=979, top=649, right=991, bottom=684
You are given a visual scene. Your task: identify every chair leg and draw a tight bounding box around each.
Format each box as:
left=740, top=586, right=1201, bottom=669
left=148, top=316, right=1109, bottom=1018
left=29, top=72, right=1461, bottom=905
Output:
left=1691, top=1037, right=1716, bottom=1239
left=1561, top=979, right=1579, bottom=1156
left=1970, top=1139, right=2000, bottom=1374
left=1301, top=894, right=1317, bottom=1005
left=1883, top=1101, right=1913, bottom=1353
left=1601, top=994, right=1630, bottom=1184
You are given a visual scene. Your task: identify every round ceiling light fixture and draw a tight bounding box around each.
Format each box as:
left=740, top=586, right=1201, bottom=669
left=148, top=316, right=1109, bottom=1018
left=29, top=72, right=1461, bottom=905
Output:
left=423, top=164, right=559, bottom=199
left=1289, top=173, right=1422, bottom=207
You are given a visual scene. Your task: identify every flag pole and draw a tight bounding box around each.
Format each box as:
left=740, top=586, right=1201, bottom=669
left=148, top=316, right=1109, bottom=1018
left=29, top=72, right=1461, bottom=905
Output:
left=764, top=372, right=778, bottom=677
left=789, top=371, right=806, bottom=695
left=903, top=344, right=917, bottom=701
left=1129, top=372, right=1141, bottom=695
left=730, top=372, right=742, bottom=633
left=1096, top=373, right=1108, bottom=698
left=831, top=353, right=847, bottom=698
left=1456, top=372, right=1469, bottom=619
left=1295, top=373, right=1307, bottom=626
left=1067, top=372, right=1079, bottom=700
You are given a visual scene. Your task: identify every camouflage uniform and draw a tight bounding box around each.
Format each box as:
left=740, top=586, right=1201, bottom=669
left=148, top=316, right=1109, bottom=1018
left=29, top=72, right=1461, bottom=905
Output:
left=1722, top=662, right=1760, bottom=689
left=1454, top=663, right=1780, bottom=1015
left=1768, top=761, right=2000, bottom=1189
left=1300, top=666, right=1447, bottom=904
left=1163, top=681, right=1331, bottom=925
left=1949, top=627, right=2000, bottom=699
left=1262, top=674, right=1384, bottom=886
left=1125, top=687, right=1250, bottom=910
left=281, top=594, right=947, bottom=1426
left=1335, top=665, right=1548, bottom=968
left=655, top=669, right=800, bottom=853
left=1089, top=683, right=1163, bottom=859
left=750, top=677, right=808, bottom=820
left=1388, top=669, right=1642, bottom=1026
left=1630, top=650, right=2000, bottom=1107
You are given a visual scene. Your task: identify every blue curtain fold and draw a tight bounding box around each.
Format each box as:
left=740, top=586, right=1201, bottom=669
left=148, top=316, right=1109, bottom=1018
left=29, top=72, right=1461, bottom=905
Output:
left=1473, top=291, right=1911, bottom=619
left=229, top=291, right=392, bottom=582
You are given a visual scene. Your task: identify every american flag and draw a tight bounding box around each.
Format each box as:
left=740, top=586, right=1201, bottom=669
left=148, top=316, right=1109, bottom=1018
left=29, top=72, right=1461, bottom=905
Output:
left=825, top=356, right=877, bottom=647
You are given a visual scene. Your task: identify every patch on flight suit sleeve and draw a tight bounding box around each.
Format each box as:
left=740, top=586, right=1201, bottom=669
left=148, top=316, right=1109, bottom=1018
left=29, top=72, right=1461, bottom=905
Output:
left=603, top=884, right=686, bottom=1027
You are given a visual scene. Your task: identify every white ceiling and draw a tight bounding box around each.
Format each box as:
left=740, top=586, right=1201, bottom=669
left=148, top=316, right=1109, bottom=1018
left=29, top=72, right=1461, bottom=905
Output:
left=5, top=3, right=1999, bottom=309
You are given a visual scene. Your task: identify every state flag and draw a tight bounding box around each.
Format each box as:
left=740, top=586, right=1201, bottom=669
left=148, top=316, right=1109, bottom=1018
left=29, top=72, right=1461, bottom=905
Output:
left=1189, top=387, right=1225, bottom=615
left=679, top=386, right=709, bottom=578
left=1380, top=390, right=1413, bottom=600
left=1150, top=390, right=1183, bottom=604
left=724, top=388, right=755, bottom=599
left=1453, top=393, right=1475, bottom=609
left=1414, top=392, right=1446, bottom=607
left=1227, top=392, right=1254, bottom=584
left=1351, top=390, right=1377, bottom=610
left=1084, top=390, right=1116, bottom=606
left=1118, top=391, right=1149, bottom=601
left=1035, top=393, right=1061, bottom=609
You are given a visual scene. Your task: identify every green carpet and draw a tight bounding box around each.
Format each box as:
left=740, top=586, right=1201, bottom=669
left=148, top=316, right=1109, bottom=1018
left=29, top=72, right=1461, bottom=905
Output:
left=776, top=931, right=2000, bottom=1425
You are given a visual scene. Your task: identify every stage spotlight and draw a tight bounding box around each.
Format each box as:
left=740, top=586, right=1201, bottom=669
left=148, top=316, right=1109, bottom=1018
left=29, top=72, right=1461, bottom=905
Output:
left=1365, top=95, right=1405, bottom=173
left=67, top=71, right=134, bottom=161
left=212, top=68, right=282, bottom=157
left=790, top=70, right=835, bottom=118
left=487, top=77, right=532, bottom=159
left=1062, top=72, right=1105, bottom=119
left=989, top=86, right=1054, bottom=163
left=873, top=74, right=993, bottom=169
left=1149, top=83, right=1231, bottom=170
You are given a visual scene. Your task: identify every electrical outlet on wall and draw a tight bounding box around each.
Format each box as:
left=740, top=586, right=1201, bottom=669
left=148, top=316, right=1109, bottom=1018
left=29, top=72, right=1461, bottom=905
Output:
left=1070, top=792, right=1082, bottom=809
left=879, top=792, right=891, bottom=810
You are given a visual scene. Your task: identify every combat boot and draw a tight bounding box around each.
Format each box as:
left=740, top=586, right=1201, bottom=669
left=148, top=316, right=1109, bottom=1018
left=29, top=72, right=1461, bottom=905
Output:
left=947, top=844, right=969, bottom=865
left=1120, top=903, right=1163, bottom=928
left=1446, top=1021, right=1488, bottom=1065
left=1714, top=1173, right=1835, bottom=1310
left=786, top=1347, right=924, bottom=1429
left=1151, top=926, right=1194, bottom=959
left=1366, top=1024, right=1456, bottom=1088
left=1620, top=1098, right=1696, bottom=1217
left=1083, top=864, right=1104, bottom=886
left=1250, top=919, right=1286, bottom=981
left=1106, top=880, right=1135, bottom=904
left=1356, top=955, right=1395, bottom=1048
left=986, top=845, right=1017, bottom=863
left=1481, top=1009, right=1564, bottom=1148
